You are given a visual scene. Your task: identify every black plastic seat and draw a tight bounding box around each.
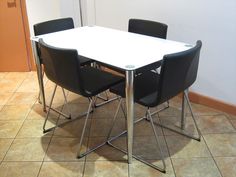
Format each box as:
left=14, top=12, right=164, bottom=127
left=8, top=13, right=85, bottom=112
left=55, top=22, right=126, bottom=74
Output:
left=38, top=39, right=124, bottom=157
left=109, top=41, right=203, bottom=172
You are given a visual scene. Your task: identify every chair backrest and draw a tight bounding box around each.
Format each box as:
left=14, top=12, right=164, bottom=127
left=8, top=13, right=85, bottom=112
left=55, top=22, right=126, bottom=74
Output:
left=38, top=39, right=86, bottom=95
left=128, top=19, right=168, bottom=39
left=33, top=17, right=74, bottom=36
left=155, top=41, right=202, bottom=105
left=33, top=18, right=74, bottom=62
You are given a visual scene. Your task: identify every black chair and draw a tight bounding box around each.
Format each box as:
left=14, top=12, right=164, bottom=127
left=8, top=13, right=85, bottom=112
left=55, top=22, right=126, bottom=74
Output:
left=103, top=19, right=168, bottom=74
left=108, top=41, right=202, bottom=172
left=33, top=17, right=92, bottom=115
left=96, top=19, right=169, bottom=108
left=38, top=39, right=124, bottom=156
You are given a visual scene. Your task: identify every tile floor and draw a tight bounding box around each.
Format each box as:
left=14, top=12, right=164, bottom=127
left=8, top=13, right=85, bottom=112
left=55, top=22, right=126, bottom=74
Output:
left=0, top=72, right=236, bottom=177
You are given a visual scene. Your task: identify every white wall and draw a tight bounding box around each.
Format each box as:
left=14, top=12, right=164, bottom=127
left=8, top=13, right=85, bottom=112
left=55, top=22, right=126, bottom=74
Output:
left=26, top=0, right=82, bottom=35
left=60, top=0, right=82, bottom=27
left=86, top=0, right=236, bottom=105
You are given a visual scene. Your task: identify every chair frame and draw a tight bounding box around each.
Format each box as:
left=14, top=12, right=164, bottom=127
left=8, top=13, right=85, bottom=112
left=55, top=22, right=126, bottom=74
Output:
left=105, top=41, right=202, bottom=172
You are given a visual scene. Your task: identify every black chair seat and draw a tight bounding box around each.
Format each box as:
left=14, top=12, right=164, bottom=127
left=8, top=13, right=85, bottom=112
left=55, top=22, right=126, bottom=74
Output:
left=110, top=71, right=160, bottom=107
left=81, top=66, right=124, bottom=97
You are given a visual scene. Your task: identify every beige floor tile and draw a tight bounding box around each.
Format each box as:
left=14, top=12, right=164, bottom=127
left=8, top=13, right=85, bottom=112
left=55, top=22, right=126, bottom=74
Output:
left=204, top=133, right=236, bottom=156
left=26, top=104, right=46, bottom=120
left=91, top=136, right=168, bottom=161
left=53, top=118, right=91, bottom=138
left=91, top=101, right=124, bottom=119
left=0, top=106, right=3, bottom=111
left=133, top=118, right=163, bottom=136
left=129, top=159, right=174, bottom=177
left=188, top=103, right=222, bottom=116
left=26, top=103, right=59, bottom=120
left=16, top=120, right=54, bottom=138
left=38, top=162, right=84, bottom=177
left=16, top=77, right=39, bottom=93
left=160, top=116, right=199, bottom=136
left=0, top=105, right=31, bottom=120
left=44, top=83, right=68, bottom=105
left=4, top=72, right=28, bottom=80
left=0, top=93, right=13, bottom=106
left=0, top=162, right=41, bottom=177
left=0, top=121, right=23, bottom=138
left=86, top=137, right=127, bottom=161
left=25, top=71, right=38, bottom=79
left=196, top=115, right=235, bottom=134
left=6, top=92, right=37, bottom=105
left=0, top=79, right=22, bottom=92
left=84, top=161, right=128, bottom=177
left=168, top=96, right=182, bottom=108
left=0, top=72, right=7, bottom=79
left=158, top=106, right=182, bottom=118
left=89, top=118, right=125, bottom=137
left=133, top=136, right=169, bottom=160
left=0, top=139, right=13, bottom=161
left=61, top=103, right=90, bottom=119
left=214, top=157, right=236, bottom=177
left=229, top=119, right=236, bottom=129
left=227, top=114, right=236, bottom=120
left=172, top=157, right=221, bottom=177
left=4, top=138, right=50, bottom=161
left=165, top=135, right=210, bottom=158
left=44, top=137, right=86, bottom=161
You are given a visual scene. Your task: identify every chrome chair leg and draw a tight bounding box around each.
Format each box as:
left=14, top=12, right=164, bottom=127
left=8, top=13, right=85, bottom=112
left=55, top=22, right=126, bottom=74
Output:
left=77, top=98, right=126, bottom=158
left=97, top=91, right=109, bottom=101
left=61, top=88, right=71, bottom=119
left=43, top=84, right=57, bottom=133
left=153, top=90, right=201, bottom=141
left=106, top=104, right=166, bottom=172
left=184, top=90, right=201, bottom=141
left=94, top=92, right=120, bottom=108
left=37, top=69, right=44, bottom=104
left=106, top=98, right=123, bottom=140
left=77, top=98, right=94, bottom=158
left=43, top=85, right=89, bottom=133
left=147, top=109, right=166, bottom=172
left=181, top=92, right=186, bottom=130
left=144, top=101, right=169, bottom=121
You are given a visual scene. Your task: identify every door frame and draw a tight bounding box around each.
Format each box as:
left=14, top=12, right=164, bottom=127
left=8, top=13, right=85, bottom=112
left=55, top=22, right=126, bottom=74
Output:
left=20, top=0, right=35, bottom=71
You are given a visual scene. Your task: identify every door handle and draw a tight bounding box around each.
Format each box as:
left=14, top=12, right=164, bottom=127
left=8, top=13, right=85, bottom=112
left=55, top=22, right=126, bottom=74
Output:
left=7, top=0, right=17, bottom=8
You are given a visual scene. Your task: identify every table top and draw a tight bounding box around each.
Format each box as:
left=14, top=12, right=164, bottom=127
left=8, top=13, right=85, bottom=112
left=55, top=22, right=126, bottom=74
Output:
left=32, top=26, right=193, bottom=70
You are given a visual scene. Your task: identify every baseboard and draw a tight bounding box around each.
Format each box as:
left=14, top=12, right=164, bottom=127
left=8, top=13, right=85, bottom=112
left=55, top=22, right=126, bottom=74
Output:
left=188, top=91, right=236, bottom=116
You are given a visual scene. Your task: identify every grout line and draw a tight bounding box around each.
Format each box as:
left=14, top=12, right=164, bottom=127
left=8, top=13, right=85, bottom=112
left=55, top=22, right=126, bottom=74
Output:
left=158, top=114, right=177, bottom=177
left=80, top=102, right=93, bottom=177
left=1, top=99, right=34, bottom=162
left=201, top=135, right=223, bottom=177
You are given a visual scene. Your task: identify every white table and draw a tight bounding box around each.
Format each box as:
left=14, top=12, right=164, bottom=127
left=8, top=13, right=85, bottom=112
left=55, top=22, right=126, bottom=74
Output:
left=31, top=26, right=192, bottom=164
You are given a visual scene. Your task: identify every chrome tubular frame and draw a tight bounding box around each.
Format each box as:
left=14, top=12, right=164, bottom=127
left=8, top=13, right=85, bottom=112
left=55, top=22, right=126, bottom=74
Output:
left=152, top=90, right=201, bottom=141
left=107, top=99, right=166, bottom=172
left=42, top=85, right=90, bottom=133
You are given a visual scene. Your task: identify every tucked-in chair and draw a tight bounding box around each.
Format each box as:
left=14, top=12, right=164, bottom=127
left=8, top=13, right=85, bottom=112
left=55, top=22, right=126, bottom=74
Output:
left=129, top=18, right=168, bottom=73
left=108, top=41, right=202, bottom=172
left=38, top=39, right=124, bottom=157
left=97, top=19, right=168, bottom=108
left=34, top=17, right=92, bottom=113
left=103, top=19, right=168, bottom=74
